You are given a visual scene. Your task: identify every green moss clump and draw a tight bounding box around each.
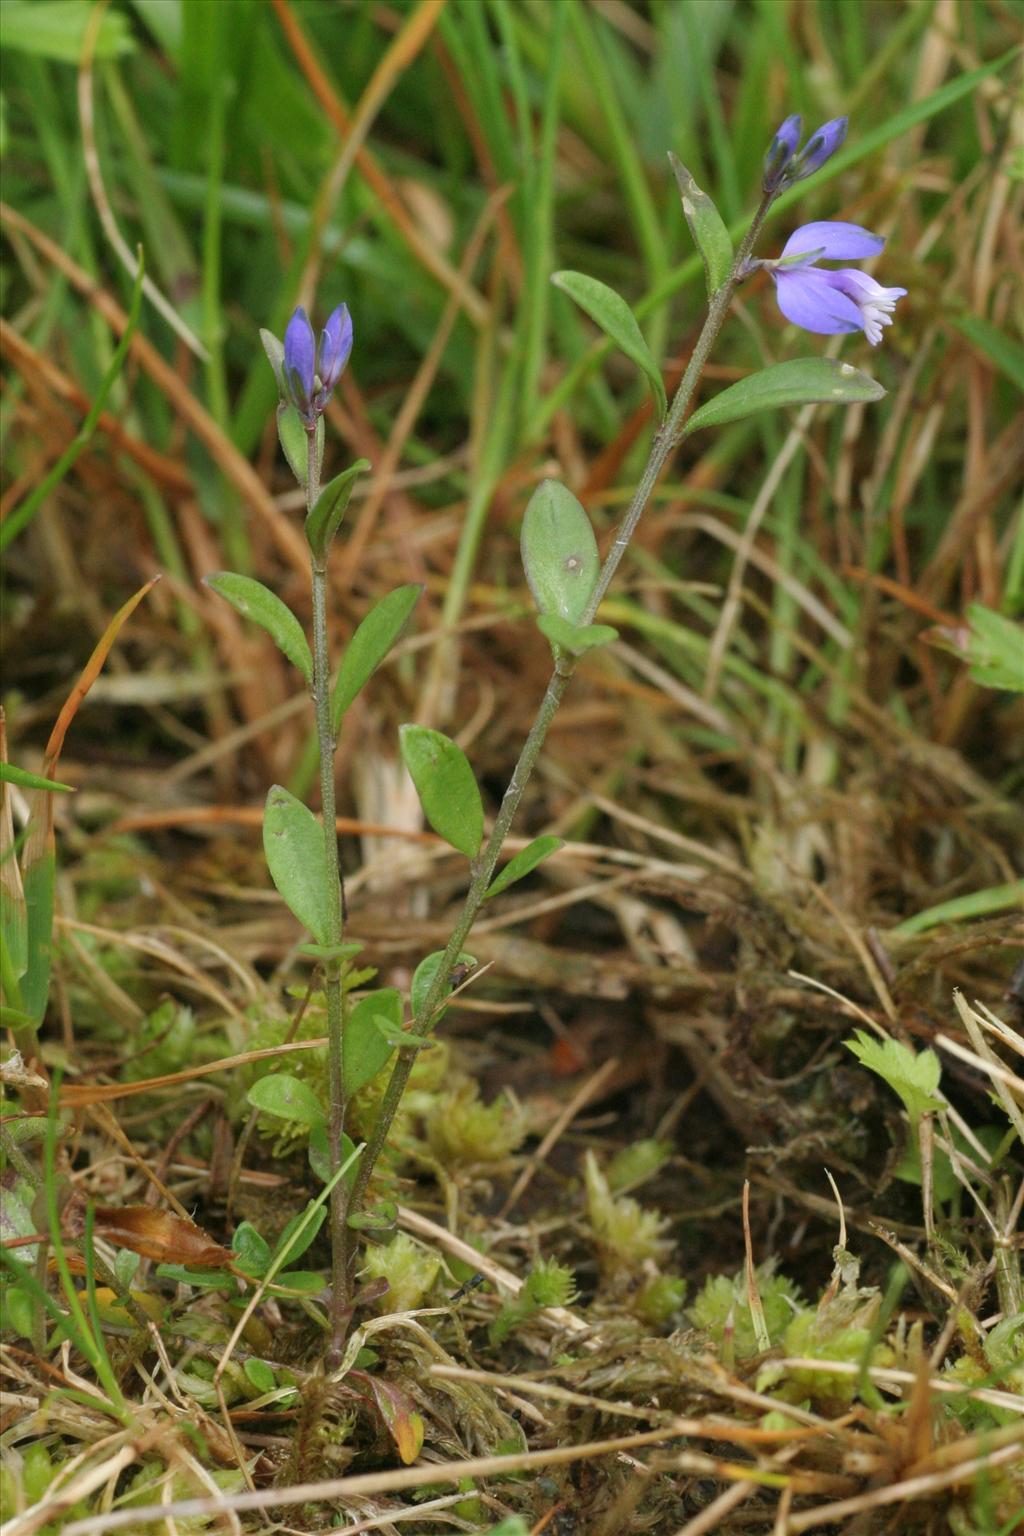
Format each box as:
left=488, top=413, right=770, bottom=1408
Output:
left=361, top=1231, right=441, bottom=1312
left=427, top=1082, right=527, bottom=1166
left=584, top=1151, right=673, bottom=1277
left=687, top=1262, right=802, bottom=1359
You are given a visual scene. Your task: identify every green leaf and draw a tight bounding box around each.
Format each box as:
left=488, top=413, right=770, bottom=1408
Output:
left=244, top=1358, right=277, bottom=1394
left=331, top=584, right=422, bottom=731
left=484, top=835, right=564, bottom=901
left=268, top=1271, right=325, bottom=1295
left=552, top=270, right=666, bottom=418
left=411, top=949, right=476, bottom=1024
left=308, top=1125, right=359, bottom=1186
left=298, top=940, right=365, bottom=964
left=520, top=479, right=601, bottom=626
left=399, top=725, right=483, bottom=859
left=536, top=614, right=618, bottom=658
left=1, top=0, right=134, bottom=61
left=844, top=1031, right=943, bottom=1124
left=205, top=572, right=312, bottom=685
left=19, top=850, right=54, bottom=1025
left=247, top=1073, right=325, bottom=1130
left=276, top=402, right=323, bottom=488
left=0, top=764, right=74, bottom=794
left=260, top=329, right=285, bottom=396
left=346, top=1200, right=397, bottom=1235
left=668, top=154, right=733, bottom=297
left=262, top=785, right=331, bottom=944
left=232, top=1222, right=271, bottom=1278
left=275, top=1204, right=327, bottom=1268
left=967, top=604, right=1024, bottom=692
left=306, top=459, right=371, bottom=562
left=344, top=987, right=402, bottom=1097
left=684, top=358, right=885, bottom=436
left=950, top=315, right=1024, bottom=393
left=892, top=878, right=1024, bottom=937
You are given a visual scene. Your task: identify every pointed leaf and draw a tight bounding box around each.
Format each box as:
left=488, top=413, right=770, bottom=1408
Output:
left=353, top=1369, right=424, bottom=1462
left=966, top=604, right=1024, bottom=692
left=247, top=1072, right=325, bottom=1130
left=484, top=835, right=563, bottom=901
left=521, top=480, right=600, bottom=626
left=553, top=271, right=666, bottom=418
left=306, top=459, right=371, bottom=563
left=668, top=154, right=733, bottom=297
left=276, top=402, right=323, bottom=487
left=410, top=949, right=476, bottom=1025
left=344, top=987, right=402, bottom=1097
left=399, top=725, right=483, bottom=859
left=0, top=764, right=74, bottom=794
left=206, top=572, right=313, bottom=685
left=684, top=358, right=885, bottom=436
left=260, top=328, right=286, bottom=395
left=536, top=614, right=618, bottom=658
left=263, top=785, right=331, bottom=944
left=332, top=584, right=421, bottom=731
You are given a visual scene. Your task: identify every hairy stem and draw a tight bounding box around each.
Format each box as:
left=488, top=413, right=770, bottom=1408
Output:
left=344, top=194, right=774, bottom=1233
left=306, top=429, right=350, bottom=1362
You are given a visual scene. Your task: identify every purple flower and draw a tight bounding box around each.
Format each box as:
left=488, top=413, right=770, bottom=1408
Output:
left=762, top=114, right=803, bottom=192
left=281, top=303, right=353, bottom=425
left=769, top=222, right=907, bottom=346
left=763, top=114, right=848, bottom=193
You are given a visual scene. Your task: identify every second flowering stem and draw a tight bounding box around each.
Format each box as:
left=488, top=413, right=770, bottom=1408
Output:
left=306, top=428, right=352, bottom=1362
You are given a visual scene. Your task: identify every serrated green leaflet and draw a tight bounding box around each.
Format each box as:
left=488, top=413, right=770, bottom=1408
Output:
left=552, top=270, right=666, bottom=418
left=262, top=785, right=330, bottom=944
left=206, top=572, right=312, bottom=684
left=399, top=725, right=483, bottom=859
left=684, top=358, right=885, bottom=436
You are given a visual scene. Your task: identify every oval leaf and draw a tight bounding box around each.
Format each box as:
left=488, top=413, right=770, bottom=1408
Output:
left=684, top=358, right=885, bottom=437
left=668, top=154, right=733, bottom=297
left=306, top=459, right=371, bottom=563
left=247, top=1073, right=325, bottom=1130
left=344, top=987, right=402, bottom=1098
left=536, top=614, right=618, bottom=658
left=263, top=785, right=331, bottom=943
left=399, top=725, right=483, bottom=859
left=309, top=1124, right=359, bottom=1185
left=332, top=584, right=422, bottom=732
left=553, top=270, right=666, bottom=418
left=411, top=949, right=476, bottom=1025
left=206, top=572, right=312, bottom=684
left=484, top=835, right=563, bottom=902
left=521, top=480, right=600, bottom=627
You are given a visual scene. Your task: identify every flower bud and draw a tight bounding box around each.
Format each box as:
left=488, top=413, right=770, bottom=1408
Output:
left=283, top=307, right=316, bottom=422
left=762, top=114, right=802, bottom=193
left=318, top=304, right=353, bottom=397
left=787, top=116, right=848, bottom=183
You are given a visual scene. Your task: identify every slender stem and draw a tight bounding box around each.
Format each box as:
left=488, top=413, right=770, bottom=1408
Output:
left=345, top=194, right=775, bottom=1230
left=306, top=429, right=350, bottom=1361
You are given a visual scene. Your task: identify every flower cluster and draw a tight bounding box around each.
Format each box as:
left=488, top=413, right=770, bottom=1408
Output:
left=758, top=114, right=906, bottom=347
left=282, top=304, right=353, bottom=426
